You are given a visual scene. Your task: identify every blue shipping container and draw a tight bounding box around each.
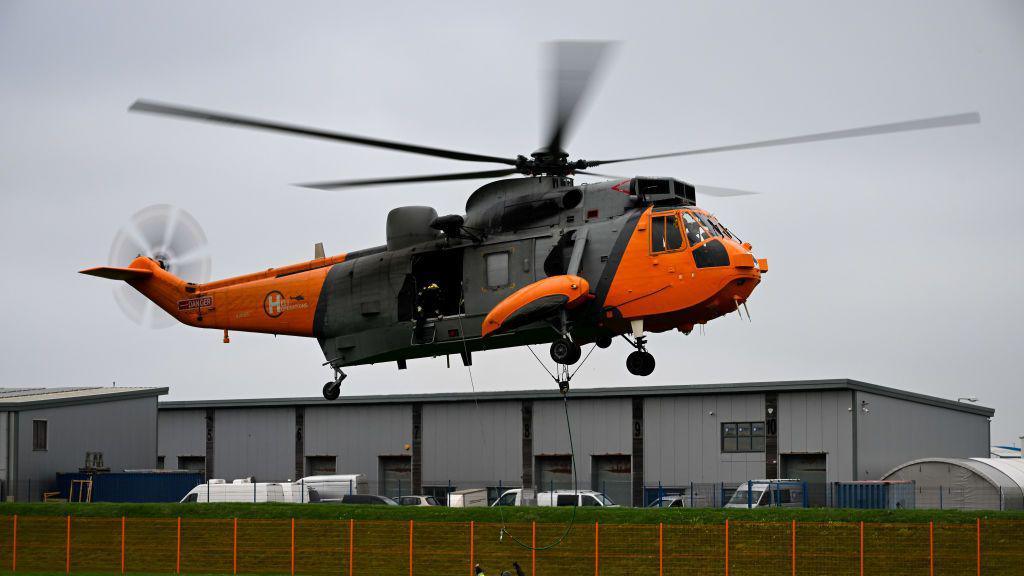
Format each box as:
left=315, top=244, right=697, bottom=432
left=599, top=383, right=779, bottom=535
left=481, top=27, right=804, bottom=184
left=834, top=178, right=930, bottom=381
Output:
left=833, top=481, right=916, bottom=509
left=56, top=472, right=204, bottom=503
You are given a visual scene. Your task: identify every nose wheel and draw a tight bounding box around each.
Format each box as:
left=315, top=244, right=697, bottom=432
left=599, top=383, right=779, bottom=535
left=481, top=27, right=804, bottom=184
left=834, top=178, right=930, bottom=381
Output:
left=625, top=333, right=656, bottom=376
left=626, top=350, right=656, bottom=376
left=322, top=367, right=347, bottom=401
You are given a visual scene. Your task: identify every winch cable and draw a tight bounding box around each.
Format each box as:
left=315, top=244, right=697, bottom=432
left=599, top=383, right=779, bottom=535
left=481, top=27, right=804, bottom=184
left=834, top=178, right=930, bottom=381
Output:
left=453, top=295, right=593, bottom=551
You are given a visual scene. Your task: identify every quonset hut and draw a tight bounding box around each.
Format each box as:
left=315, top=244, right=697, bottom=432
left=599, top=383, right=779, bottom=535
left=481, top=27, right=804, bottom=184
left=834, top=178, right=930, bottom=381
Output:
left=883, top=458, right=1024, bottom=510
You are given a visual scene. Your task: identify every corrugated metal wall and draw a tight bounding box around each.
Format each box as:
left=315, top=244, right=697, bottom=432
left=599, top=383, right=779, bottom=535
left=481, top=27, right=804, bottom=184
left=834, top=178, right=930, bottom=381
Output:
left=856, top=391, right=990, bottom=480
left=304, top=404, right=411, bottom=488
left=533, top=397, right=631, bottom=487
left=156, top=409, right=205, bottom=470
left=421, top=400, right=520, bottom=487
left=778, top=390, right=854, bottom=482
left=17, top=396, right=158, bottom=491
left=644, top=394, right=766, bottom=485
left=215, top=408, right=296, bottom=482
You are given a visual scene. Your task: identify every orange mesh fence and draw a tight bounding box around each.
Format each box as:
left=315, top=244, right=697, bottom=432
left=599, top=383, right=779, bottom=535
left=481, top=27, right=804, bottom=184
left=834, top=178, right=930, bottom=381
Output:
left=0, top=515, right=1022, bottom=575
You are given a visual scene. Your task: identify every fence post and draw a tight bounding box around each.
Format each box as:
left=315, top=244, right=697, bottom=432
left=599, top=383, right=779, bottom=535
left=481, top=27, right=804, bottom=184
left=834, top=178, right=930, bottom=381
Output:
left=976, top=518, right=980, bottom=576
left=65, top=514, right=71, bottom=575
left=929, top=520, right=934, bottom=576
left=939, top=485, right=943, bottom=510
left=349, top=518, right=355, bottom=576
left=747, top=480, right=752, bottom=509
left=859, top=521, right=864, bottom=576
left=532, top=521, right=536, bottom=576
left=791, top=519, right=796, bottom=576
left=724, top=518, right=729, bottom=576
left=290, top=518, right=295, bottom=576
left=12, top=514, right=17, bottom=573
left=594, top=521, right=599, bottom=576
left=254, top=481, right=257, bottom=503
left=469, top=520, right=475, bottom=576
left=176, top=516, right=181, bottom=574
left=233, top=517, right=237, bottom=575
left=690, top=481, right=694, bottom=508
left=301, top=478, right=305, bottom=504
left=121, top=516, right=126, bottom=574
left=447, top=480, right=452, bottom=505
left=802, top=482, right=808, bottom=508
left=658, top=522, right=663, bottom=576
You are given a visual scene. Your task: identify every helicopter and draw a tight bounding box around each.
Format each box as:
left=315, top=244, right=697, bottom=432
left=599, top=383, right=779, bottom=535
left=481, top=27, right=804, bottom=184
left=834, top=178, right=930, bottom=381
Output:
left=80, top=42, right=979, bottom=400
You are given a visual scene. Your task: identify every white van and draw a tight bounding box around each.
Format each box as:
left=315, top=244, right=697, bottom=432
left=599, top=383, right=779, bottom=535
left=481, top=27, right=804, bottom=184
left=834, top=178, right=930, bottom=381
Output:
left=296, top=474, right=369, bottom=502
left=492, top=489, right=617, bottom=507
left=725, top=479, right=805, bottom=508
left=181, top=479, right=309, bottom=503
left=447, top=488, right=489, bottom=507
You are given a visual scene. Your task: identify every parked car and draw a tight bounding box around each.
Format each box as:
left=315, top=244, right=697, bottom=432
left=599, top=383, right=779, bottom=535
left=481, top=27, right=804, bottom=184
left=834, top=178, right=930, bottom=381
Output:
left=339, top=494, right=398, bottom=505
left=297, top=474, right=369, bottom=502
left=448, top=488, right=489, bottom=507
left=647, top=494, right=688, bottom=508
left=492, top=489, right=617, bottom=507
left=725, top=479, right=805, bottom=508
left=647, top=488, right=712, bottom=508
left=397, top=495, right=440, bottom=506
left=181, top=478, right=315, bottom=503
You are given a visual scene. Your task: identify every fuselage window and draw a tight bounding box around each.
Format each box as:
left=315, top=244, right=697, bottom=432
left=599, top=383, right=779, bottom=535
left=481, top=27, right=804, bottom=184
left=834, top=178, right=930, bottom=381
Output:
left=650, top=213, right=684, bottom=253
left=485, top=251, right=510, bottom=288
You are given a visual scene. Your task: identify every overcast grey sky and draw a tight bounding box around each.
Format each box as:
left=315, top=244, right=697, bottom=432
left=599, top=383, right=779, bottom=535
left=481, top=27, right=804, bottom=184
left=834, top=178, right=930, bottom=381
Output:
left=1, top=1, right=1021, bottom=443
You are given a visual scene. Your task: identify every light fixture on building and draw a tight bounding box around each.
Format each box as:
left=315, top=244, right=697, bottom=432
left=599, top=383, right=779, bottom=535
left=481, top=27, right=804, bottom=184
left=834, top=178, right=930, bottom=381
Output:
left=860, top=400, right=870, bottom=414
left=957, top=396, right=979, bottom=403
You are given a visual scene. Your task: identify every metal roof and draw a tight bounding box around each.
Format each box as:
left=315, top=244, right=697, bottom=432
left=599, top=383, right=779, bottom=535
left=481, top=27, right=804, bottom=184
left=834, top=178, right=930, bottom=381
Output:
left=158, top=378, right=994, bottom=417
left=0, top=387, right=168, bottom=410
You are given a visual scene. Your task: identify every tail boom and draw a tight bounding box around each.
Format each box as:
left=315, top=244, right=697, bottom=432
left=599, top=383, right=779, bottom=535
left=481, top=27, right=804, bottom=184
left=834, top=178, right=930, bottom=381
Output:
left=81, top=254, right=345, bottom=337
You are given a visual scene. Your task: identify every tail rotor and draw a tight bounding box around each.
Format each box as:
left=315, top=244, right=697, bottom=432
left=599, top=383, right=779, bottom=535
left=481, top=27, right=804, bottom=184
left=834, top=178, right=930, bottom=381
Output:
left=107, top=204, right=211, bottom=328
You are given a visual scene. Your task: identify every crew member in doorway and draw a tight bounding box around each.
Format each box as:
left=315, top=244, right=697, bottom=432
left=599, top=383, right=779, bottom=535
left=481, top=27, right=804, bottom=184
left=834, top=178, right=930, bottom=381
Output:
left=414, top=281, right=442, bottom=337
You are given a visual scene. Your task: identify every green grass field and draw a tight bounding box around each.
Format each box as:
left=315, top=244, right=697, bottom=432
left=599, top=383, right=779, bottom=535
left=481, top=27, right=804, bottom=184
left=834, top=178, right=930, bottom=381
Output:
left=0, top=503, right=1021, bottom=575
left=1, top=501, right=1021, bottom=524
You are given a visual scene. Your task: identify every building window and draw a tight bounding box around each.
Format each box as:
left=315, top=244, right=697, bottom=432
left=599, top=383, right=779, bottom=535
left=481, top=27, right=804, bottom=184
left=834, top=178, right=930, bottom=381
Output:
left=485, top=252, right=510, bottom=288
left=177, top=455, right=207, bottom=477
left=721, top=421, right=766, bottom=453
left=306, top=455, right=337, bottom=476
left=32, top=420, right=47, bottom=451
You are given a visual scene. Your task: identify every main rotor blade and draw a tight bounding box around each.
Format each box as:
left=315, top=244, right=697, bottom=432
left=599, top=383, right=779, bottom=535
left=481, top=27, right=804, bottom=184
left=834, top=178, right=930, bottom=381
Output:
left=544, top=41, right=613, bottom=156
left=696, top=185, right=759, bottom=197
left=587, top=112, right=981, bottom=167
left=130, top=99, right=519, bottom=166
left=296, top=168, right=520, bottom=190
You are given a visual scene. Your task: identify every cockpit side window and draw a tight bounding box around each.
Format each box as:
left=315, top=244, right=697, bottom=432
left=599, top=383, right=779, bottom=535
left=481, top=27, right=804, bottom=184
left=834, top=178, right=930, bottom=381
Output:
left=650, top=213, right=684, bottom=253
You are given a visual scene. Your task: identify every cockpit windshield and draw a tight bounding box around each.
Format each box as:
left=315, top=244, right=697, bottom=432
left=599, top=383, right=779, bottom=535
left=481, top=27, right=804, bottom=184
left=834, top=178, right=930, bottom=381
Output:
left=681, top=212, right=713, bottom=245
left=682, top=211, right=741, bottom=244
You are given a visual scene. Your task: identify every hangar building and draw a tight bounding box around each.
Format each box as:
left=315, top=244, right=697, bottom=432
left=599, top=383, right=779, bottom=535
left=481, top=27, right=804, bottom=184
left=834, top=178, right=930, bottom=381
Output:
left=158, top=379, right=992, bottom=506
left=2, top=386, right=166, bottom=501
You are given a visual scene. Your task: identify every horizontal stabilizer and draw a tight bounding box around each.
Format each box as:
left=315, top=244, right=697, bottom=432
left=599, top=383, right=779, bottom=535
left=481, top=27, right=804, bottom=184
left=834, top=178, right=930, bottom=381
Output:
left=79, top=266, right=153, bottom=281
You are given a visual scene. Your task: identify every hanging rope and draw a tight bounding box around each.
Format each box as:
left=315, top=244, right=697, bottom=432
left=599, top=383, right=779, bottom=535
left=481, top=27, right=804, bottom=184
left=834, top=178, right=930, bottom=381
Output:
left=454, top=290, right=589, bottom=551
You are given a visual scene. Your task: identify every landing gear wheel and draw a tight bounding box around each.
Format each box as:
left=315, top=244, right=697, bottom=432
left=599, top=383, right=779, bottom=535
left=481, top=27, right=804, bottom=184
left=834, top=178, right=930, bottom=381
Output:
left=322, top=381, right=341, bottom=401
left=626, top=351, right=656, bottom=376
left=550, top=338, right=582, bottom=365
left=595, top=334, right=613, bottom=349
